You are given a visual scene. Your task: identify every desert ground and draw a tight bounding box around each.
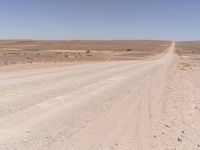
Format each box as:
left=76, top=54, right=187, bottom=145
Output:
left=0, top=40, right=170, bottom=66
left=0, top=41, right=200, bottom=150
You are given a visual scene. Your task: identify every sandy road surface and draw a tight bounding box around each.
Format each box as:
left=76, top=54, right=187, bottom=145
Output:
left=0, top=43, right=175, bottom=150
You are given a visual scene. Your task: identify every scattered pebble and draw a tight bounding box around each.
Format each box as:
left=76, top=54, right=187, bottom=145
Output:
left=26, top=130, right=31, bottom=133
left=45, top=136, right=51, bottom=139
left=178, top=137, right=182, bottom=143
left=22, top=139, right=28, bottom=142
left=163, top=124, right=170, bottom=128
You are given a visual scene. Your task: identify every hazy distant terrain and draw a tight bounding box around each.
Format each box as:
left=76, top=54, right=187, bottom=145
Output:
left=0, top=40, right=170, bottom=66
left=0, top=40, right=170, bottom=51
left=176, top=41, right=200, bottom=54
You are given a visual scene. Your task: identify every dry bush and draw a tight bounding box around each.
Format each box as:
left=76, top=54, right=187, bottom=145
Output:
left=126, top=49, right=132, bottom=52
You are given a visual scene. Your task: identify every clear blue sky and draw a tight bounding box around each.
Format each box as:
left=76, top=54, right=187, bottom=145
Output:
left=0, top=0, right=200, bottom=40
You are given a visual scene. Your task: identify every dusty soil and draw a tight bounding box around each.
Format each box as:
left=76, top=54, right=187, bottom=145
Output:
left=0, top=42, right=200, bottom=150
left=0, top=40, right=170, bottom=66
left=151, top=46, right=200, bottom=150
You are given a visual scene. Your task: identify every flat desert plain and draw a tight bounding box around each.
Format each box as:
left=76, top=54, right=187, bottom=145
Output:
left=0, top=40, right=170, bottom=66
left=0, top=40, right=200, bottom=150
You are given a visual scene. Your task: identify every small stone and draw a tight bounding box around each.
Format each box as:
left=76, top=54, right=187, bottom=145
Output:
left=164, top=124, right=170, bottom=128
left=26, top=130, right=31, bottom=133
left=22, top=139, right=28, bottom=142
left=45, top=136, right=51, bottom=139
left=181, top=130, right=185, bottom=135
left=178, top=137, right=182, bottom=142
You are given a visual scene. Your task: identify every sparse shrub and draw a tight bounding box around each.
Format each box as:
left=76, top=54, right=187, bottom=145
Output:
left=126, top=49, right=132, bottom=52
left=87, top=54, right=93, bottom=56
left=26, top=57, right=33, bottom=60
left=16, top=52, right=20, bottom=56
left=181, top=62, right=191, bottom=68
left=178, top=62, right=192, bottom=70
left=56, top=52, right=62, bottom=55
left=86, top=50, right=90, bottom=54
left=176, top=50, right=182, bottom=58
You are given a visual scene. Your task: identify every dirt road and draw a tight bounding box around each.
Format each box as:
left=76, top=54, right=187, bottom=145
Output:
left=0, top=42, right=178, bottom=150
